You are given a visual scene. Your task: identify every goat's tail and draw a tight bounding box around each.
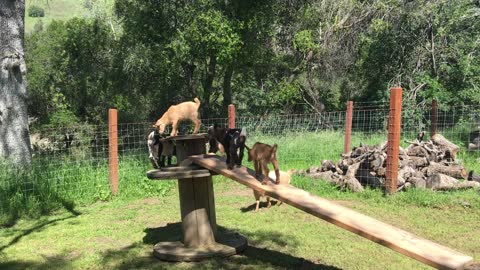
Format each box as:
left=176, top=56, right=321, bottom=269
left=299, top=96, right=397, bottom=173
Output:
left=194, top=97, right=201, bottom=107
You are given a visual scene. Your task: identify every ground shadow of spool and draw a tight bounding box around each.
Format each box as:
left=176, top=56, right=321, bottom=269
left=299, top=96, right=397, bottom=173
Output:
left=143, top=222, right=341, bottom=270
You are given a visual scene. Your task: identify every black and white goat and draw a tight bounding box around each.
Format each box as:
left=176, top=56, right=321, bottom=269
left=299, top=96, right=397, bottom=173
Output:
left=147, top=130, right=175, bottom=168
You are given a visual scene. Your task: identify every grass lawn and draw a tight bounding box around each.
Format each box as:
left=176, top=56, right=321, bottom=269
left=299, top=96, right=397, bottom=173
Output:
left=1, top=176, right=479, bottom=270
left=25, top=0, right=91, bottom=33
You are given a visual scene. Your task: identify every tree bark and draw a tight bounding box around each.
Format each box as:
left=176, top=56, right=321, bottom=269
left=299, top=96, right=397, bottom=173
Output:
left=183, top=62, right=196, bottom=97
left=0, top=0, right=32, bottom=166
left=222, top=64, right=233, bottom=109
left=202, top=55, right=217, bottom=117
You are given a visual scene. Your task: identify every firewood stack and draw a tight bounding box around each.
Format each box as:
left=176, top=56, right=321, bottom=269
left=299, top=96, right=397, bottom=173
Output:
left=299, top=134, right=480, bottom=192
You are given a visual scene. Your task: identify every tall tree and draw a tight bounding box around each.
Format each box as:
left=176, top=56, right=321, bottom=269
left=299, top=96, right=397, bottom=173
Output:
left=0, top=0, right=32, bottom=166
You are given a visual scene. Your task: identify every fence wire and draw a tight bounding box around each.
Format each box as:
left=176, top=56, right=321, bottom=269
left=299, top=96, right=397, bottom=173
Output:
left=1, top=104, right=479, bottom=198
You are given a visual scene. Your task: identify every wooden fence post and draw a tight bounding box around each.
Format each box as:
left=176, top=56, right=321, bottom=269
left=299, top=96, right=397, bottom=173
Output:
left=344, top=101, right=353, bottom=154
left=228, top=104, right=236, bottom=129
left=385, top=87, right=402, bottom=195
left=108, top=108, right=118, bottom=195
left=431, top=99, right=438, bottom=138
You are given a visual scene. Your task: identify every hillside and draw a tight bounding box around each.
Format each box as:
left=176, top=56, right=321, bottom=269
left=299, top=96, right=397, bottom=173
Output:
left=25, top=0, right=91, bottom=33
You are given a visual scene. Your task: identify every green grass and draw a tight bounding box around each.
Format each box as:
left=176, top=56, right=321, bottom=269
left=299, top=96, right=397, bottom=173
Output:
left=0, top=153, right=174, bottom=227
left=1, top=131, right=479, bottom=269
left=0, top=178, right=479, bottom=269
left=249, top=131, right=387, bottom=169
left=25, top=0, right=91, bottom=33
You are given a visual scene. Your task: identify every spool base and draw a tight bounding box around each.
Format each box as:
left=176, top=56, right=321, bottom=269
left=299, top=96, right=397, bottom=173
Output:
left=153, top=232, right=247, bottom=262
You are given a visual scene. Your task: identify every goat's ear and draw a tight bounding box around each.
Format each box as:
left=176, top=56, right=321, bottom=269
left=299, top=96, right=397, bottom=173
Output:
left=240, top=127, right=247, bottom=137
left=272, top=144, right=278, bottom=152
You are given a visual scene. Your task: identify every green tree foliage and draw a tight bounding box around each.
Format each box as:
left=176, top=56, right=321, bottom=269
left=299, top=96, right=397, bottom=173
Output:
left=24, top=0, right=480, bottom=125
left=28, top=5, right=45, bottom=17
left=26, top=18, right=119, bottom=125
left=357, top=0, right=480, bottom=108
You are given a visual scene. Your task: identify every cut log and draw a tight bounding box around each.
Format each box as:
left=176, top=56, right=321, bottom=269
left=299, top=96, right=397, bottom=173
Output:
left=454, top=181, right=480, bottom=190
left=431, top=134, right=460, bottom=160
left=369, top=152, right=385, bottom=171
left=408, top=156, right=429, bottom=169
left=426, top=173, right=459, bottom=190
left=309, top=171, right=339, bottom=184
left=344, top=162, right=364, bottom=192
left=467, top=143, right=480, bottom=151
left=307, top=166, right=320, bottom=174
left=413, top=170, right=426, bottom=179
left=376, top=167, right=386, bottom=177
left=356, top=168, right=384, bottom=188
left=398, top=182, right=412, bottom=192
left=409, top=177, right=426, bottom=189
left=343, top=177, right=364, bottom=192
left=407, top=146, right=429, bottom=157
left=423, top=162, right=467, bottom=179
left=398, top=166, right=415, bottom=186
left=338, top=158, right=354, bottom=171
left=320, top=160, right=336, bottom=172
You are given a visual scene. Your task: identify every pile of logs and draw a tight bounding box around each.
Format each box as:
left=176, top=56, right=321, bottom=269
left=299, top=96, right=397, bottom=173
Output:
left=299, top=134, right=480, bottom=192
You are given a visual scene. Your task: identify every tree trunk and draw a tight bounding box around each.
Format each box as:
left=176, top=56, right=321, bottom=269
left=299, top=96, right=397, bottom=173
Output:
left=183, top=62, right=196, bottom=97
left=0, top=0, right=32, bottom=166
left=202, top=55, right=217, bottom=117
left=222, top=64, right=233, bottom=113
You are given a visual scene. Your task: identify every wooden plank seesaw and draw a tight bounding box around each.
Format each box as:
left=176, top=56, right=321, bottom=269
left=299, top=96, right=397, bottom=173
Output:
left=190, top=154, right=475, bottom=270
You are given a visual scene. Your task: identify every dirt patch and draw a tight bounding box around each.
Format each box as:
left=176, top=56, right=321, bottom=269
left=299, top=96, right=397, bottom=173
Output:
left=66, top=250, right=83, bottom=260
left=124, top=198, right=161, bottom=210
left=334, top=200, right=362, bottom=208
left=94, top=236, right=117, bottom=246
left=217, top=187, right=253, bottom=197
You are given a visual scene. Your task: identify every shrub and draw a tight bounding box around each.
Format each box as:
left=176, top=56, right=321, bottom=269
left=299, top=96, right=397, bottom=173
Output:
left=28, top=5, right=45, bottom=18
left=33, top=20, right=44, bottom=33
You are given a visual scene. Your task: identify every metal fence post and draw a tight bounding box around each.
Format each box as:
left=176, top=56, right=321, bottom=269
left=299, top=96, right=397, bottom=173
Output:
left=385, top=87, right=402, bottom=194
left=228, top=104, right=236, bottom=129
left=108, top=108, right=118, bottom=195
left=344, top=101, right=353, bottom=154
left=431, top=99, right=438, bottom=138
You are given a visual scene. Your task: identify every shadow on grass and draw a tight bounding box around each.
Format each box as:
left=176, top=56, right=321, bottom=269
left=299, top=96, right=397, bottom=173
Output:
left=99, top=222, right=341, bottom=270
left=0, top=183, right=81, bottom=228
left=0, top=213, right=79, bottom=253
left=0, top=253, right=75, bottom=270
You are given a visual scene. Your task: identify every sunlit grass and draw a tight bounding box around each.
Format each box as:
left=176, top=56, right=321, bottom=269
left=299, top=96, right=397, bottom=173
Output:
left=0, top=131, right=479, bottom=269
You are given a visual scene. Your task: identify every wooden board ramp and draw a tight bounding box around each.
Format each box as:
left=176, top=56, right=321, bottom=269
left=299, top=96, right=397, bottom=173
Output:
left=190, top=154, right=474, bottom=270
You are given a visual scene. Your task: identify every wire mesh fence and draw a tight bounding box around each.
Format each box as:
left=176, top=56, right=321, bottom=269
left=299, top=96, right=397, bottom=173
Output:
left=1, top=102, right=479, bottom=199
